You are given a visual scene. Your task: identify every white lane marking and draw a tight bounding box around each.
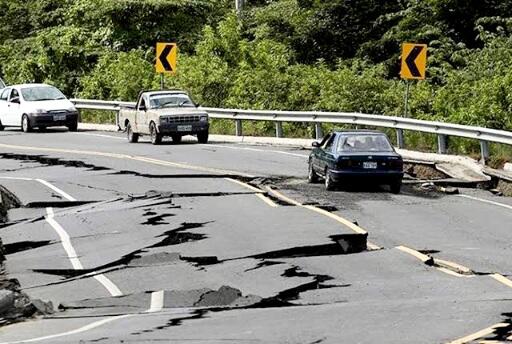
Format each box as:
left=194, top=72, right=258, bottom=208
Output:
left=0, top=307, right=196, bottom=343
left=77, top=132, right=125, bottom=140
left=0, top=177, right=33, bottom=181
left=45, top=207, right=122, bottom=297
left=446, top=322, right=509, bottom=344
left=207, top=143, right=309, bottom=158
left=0, top=177, right=77, bottom=201
left=93, top=275, right=123, bottom=297
left=46, top=207, right=82, bottom=269
left=457, top=194, right=512, bottom=211
left=147, top=290, right=165, bottom=313
left=0, top=314, right=133, bottom=344
left=36, top=179, right=77, bottom=202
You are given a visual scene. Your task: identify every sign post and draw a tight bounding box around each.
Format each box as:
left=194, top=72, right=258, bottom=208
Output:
left=400, top=43, right=427, bottom=118
left=155, top=42, right=177, bottom=90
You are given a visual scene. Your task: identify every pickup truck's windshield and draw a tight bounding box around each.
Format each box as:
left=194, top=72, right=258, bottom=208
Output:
left=149, top=93, right=194, bottom=109
left=21, top=86, right=66, bottom=101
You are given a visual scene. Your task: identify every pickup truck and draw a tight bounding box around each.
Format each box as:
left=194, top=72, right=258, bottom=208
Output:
left=118, top=90, right=209, bottom=145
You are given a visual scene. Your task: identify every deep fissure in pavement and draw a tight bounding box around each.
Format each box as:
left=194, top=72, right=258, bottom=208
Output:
left=0, top=153, right=111, bottom=171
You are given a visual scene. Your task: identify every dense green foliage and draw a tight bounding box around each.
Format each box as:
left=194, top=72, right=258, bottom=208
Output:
left=0, top=0, right=512, bottom=158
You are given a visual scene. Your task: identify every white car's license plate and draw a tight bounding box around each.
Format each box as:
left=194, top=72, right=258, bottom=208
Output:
left=177, top=125, right=192, bottom=132
left=53, top=115, right=66, bottom=121
left=363, top=162, right=378, bottom=169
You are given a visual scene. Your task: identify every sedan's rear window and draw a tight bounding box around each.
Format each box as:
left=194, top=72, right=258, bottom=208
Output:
left=337, top=134, right=393, bottom=152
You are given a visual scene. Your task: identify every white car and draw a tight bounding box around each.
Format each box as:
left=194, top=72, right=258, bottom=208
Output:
left=0, top=83, right=79, bottom=132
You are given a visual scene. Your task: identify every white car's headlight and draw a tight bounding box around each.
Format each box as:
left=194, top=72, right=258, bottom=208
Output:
left=31, top=109, right=48, bottom=115
left=200, top=116, right=208, bottom=122
left=160, top=117, right=168, bottom=124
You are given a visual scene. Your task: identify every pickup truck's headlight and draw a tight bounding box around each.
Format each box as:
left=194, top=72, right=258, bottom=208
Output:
left=200, top=116, right=208, bottom=122
left=160, top=117, right=168, bottom=124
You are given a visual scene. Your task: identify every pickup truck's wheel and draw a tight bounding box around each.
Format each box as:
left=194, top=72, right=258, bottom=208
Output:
left=22, top=115, right=32, bottom=133
left=150, top=122, right=162, bottom=145
left=67, top=121, right=78, bottom=132
left=197, top=131, right=209, bottom=144
left=127, top=123, right=139, bottom=143
left=171, top=135, right=182, bottom=144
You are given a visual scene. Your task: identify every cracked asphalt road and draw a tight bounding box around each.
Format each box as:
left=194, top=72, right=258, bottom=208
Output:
left=0, top=128, right=511, bottom=343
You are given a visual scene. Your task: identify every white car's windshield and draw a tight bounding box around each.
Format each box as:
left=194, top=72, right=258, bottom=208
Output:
left=21, top=86, right=66, bottom=102
left=149, top=93, right=194, bottom=109
left=337, top=134, right=394, bottom=152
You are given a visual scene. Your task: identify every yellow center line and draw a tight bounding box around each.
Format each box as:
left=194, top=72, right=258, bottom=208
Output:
left=446, top=323, right=509, bottom=344
left=0, top=143, right=254, bottom=178
left=395, top=245, right=432, bottom=264
left=224, top=178, right=278, bottom=208
left=436, top=267, right=473, bottom=278
left=435, top=258, right=473, bottom=276
left=490, top=273, right=512, bottom=289
left=266, top=187, right=368, bottom=235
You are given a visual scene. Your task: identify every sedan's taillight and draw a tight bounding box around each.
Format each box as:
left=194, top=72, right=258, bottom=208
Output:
left=389, top=159, right=403, bottom=170
left=338, top=159, right=354, bottom=169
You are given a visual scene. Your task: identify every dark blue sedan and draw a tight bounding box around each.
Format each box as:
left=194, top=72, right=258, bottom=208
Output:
left=308, top=130, right=404, bottom=193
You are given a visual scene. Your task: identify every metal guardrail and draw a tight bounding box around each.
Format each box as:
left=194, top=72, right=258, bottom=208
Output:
left=72, top=98, right=512, bottom=162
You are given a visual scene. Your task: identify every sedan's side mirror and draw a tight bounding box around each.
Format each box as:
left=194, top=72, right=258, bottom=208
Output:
left=312, top=141, right=320, bottom=148
left=10, top=97, right=20, bottom=104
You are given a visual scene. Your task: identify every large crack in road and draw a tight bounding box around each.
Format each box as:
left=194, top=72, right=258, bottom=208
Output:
left=0, top=141, right=512, bottom=343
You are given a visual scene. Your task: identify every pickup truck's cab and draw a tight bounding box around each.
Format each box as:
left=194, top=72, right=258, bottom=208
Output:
left=119, top=90, right=209, bottom=145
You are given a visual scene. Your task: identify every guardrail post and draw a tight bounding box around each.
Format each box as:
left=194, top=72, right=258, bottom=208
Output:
left=437, top=134, right=448, bottom=154
left=396, top=129, right=405, bottom=149
left=315, top=123, right=323, bottom=140
left=235, top=119, right=243, bottom=136
left=480, top=140, right=490, bottom=164
left=275, top=122, right=283, bottom=138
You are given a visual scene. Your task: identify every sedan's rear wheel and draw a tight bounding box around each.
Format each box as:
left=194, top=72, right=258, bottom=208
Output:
left=390, top=180, right=402, bottom=194
left=0, top=120, right=4, bottom=131
left=127, top=123, right=139, bottom=143
left=22, top=115, right=32, bottom=133
left=150, top=122, right=162, bottom=145
left=325, top=169, right=335, bottom=191
left=308, top=160, right=319, bottom=183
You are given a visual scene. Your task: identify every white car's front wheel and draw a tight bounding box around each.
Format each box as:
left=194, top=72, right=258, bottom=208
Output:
left=22, top=115, right=32, bottom=133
